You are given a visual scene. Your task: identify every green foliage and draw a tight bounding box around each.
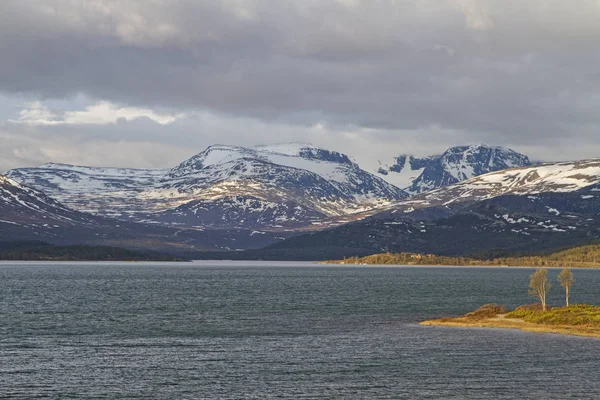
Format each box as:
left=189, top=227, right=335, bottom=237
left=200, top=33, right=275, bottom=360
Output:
left=558, top=268, right=575, bottom=288
left=507, top=304, right=600, bottom=327
left=557, top=267, right=575, bottom=306
left=505, top=303, right=548, bottom=319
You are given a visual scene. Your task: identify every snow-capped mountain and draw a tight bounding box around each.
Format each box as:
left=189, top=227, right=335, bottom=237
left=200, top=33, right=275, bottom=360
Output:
left=6, top=163, right=169, bottom=217
left=6, top=143, right=407, bottom=230
left=0, top=173, right=128, bottom=244
left=405, top=158, right=600, bottom=209
left=376, top=145, right=531, bottom=194
left=6, top=148, right=600, bottom=258
left=0, top=174, right=95, bottom=225
left=0, top=174, right=294, bottom=252
left=263, top=159, right=600, bottom=259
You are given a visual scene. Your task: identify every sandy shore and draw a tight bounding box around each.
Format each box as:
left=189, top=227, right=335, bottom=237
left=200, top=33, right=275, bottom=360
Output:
left=420, top=314, right=600, bottom=338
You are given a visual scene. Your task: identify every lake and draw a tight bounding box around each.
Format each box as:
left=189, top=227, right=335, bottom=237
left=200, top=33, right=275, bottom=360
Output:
left=1, top=261, right=600, bottom=399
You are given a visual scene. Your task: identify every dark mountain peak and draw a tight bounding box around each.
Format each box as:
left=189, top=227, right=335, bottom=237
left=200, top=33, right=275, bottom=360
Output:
left=256, top=143, right=354, bottom=165
left=440, top=144, right=530, bottom=165
left=297, top=147, right=353, bottom=165
left=407, top=144, right=531, bottom=194
left=376, top=144, right=531, bottom=194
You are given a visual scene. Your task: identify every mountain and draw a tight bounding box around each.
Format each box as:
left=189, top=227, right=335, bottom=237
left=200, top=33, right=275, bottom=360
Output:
left=244, top=159, right=600, bottom=259
left=255, top=192, right=600, bottom=260
left=0, top=174, right=293, bottom=252
left=6, top=145, right=600, bottom=259
left=0, top=174, right=96, bottom=225
left=5, top=163, right=173, bottom=217
left=6, top=143, right=407, bottom=231
left=376, top=144, right=531, bottom=194
left=403, top=158, right=600, bottom=210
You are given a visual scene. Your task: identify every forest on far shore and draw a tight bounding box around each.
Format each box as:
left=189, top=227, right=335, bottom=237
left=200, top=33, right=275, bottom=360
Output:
left=0, top=241, right=185, bottom=261
left=323, top=243, right=600, bottom=268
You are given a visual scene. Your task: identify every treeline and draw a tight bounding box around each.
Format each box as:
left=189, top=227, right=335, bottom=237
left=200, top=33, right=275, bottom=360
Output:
left=323, top=243, right=600, bottom=268
left=0, top=243, right=185, bottom=261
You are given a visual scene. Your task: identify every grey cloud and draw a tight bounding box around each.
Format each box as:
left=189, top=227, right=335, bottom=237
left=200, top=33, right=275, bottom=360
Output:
left=3, top=109, right=599, bottom=176
left=1, top=0, right=600, bottom=167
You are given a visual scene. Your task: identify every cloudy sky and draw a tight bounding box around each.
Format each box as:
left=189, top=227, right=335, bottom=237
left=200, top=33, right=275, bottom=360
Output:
left=1, top=0, right=600, bottom=172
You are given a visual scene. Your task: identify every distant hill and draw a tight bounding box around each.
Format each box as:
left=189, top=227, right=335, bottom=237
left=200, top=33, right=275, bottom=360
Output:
left=0, top=242, right=185, bottom=261
left=323, top=243, right=600, bottom=268
left=0, top=173, right=294, bottom=253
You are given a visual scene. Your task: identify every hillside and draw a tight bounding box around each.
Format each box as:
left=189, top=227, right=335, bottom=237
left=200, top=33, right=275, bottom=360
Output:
left=0, top=242, right=184, bottom=261
left=0, top=173, right=294, bottom=252
left=403, top=158, right=600, bottom=209
left=323, top=243, right=600, bottom=268
left=262, top=159, right=600, bottom=259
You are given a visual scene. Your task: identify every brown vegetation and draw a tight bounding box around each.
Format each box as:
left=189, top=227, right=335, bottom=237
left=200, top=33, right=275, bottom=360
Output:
left=322, top=243, right=600, bottom=268
left=528, top=269, right=551, bottom=311
left=463, top=304, right=506, bottom=320
left=421, top=304, right=600, bottom=339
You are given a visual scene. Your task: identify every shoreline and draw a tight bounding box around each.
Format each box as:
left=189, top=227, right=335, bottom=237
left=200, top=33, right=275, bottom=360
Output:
left=320, top=262, right=598, bottom=270
left=322, top=261, right=600, bottom=269
left=421, top=314, right=600, bottom=339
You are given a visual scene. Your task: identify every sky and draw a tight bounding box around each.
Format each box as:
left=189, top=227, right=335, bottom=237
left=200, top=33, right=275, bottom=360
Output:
left=1, top=0, right=600, bottom=172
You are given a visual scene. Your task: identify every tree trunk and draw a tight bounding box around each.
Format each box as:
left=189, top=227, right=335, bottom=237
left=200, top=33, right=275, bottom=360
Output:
left=541, top=286, right=547, bottom=311
left=566, top=287, right=570, bottom=307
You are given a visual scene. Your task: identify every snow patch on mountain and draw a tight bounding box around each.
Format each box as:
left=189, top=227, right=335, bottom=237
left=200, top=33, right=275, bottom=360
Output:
left=403, top=159, right=600, bottom=209
left=376, top=155, right=433, bottom=189
left=376, top=144, right=531, bottom=195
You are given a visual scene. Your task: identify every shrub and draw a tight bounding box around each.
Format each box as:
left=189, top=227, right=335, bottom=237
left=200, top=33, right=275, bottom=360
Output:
left=507, top=304, right=600, bottom=326
left=464, top=304, right=506, bottom=320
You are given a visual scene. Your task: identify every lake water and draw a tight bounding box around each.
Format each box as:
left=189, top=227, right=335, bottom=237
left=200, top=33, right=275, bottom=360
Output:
left=1, top=261, right=600, bottom=399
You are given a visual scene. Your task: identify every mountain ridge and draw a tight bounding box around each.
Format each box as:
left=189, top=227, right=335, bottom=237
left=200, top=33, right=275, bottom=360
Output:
left=0, top=173, right=296, bottom=252
left=5, top=144, right=600, bottom=259
left=6, top=143, right=407, bottom=231
left=376, top=144, right=531, bottom=194
left=248, top=159, right=600, bottom=259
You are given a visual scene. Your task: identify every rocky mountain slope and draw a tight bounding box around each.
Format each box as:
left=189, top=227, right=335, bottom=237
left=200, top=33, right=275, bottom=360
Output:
left=0, top=174, right=292, bottom=252
left=376, top=144, right=531, bottom=194
left=6, top=144, right=406, bottom=231
left=5, top=143, right=600, bottom=258
left=250, top=159, right=600, bottom=259
left=257, top=192, right=600, bottom=260
left=0, top=174, right=95, bottom=226
left=402, top=159, right=600, bottom=210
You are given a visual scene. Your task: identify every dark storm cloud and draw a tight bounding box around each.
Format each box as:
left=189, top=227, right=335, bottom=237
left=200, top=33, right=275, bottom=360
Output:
left=1, top=0, right=600, bottom=169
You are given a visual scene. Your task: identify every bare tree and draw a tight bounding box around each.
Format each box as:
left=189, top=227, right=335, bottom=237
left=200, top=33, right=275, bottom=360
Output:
left=529, top=268, right=551, bottom=311
left=557, top=268, right=575, bottom=307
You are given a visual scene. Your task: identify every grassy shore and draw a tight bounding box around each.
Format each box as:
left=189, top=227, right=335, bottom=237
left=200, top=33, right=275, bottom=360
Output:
left=421, top=304, right=600, bottom=339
